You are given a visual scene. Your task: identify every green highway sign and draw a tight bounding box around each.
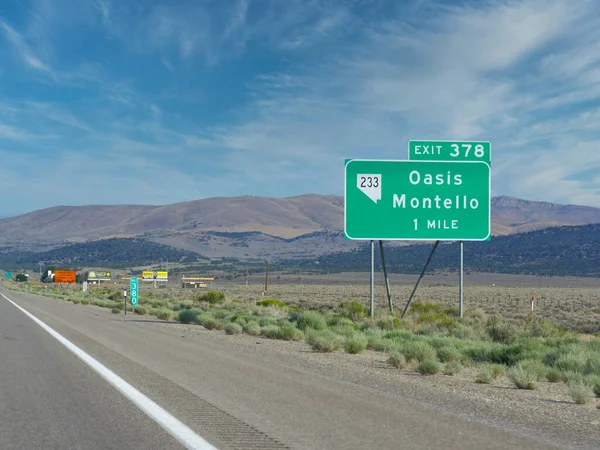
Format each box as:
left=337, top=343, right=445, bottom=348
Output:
left=4, top=272, right=12, bottom=279
left=344, top=160, right=490, bottom=241
left=409, top=141, right=491, bottom=164
left=130, top=277, right=139, bottom=306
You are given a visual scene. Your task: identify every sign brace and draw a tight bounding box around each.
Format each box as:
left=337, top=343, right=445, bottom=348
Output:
left=379, top=240, right=393, bottom=313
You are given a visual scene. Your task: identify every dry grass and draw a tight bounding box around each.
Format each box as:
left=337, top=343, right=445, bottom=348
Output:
left=220, top=283, right=600, bottom=334
left=10, top=275, right=600, bottom=333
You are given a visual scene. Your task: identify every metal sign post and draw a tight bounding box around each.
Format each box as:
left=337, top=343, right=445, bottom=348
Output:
left=459, top=241, right=464, bottom=318
left=370, top=241, right=375, bottom=317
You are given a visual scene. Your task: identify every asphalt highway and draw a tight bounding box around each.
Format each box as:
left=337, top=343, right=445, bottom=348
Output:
left=0, top=288, right=584, bottom=450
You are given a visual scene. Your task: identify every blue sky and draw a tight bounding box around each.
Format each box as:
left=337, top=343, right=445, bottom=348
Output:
left=1, top=0, right=600, bottom=216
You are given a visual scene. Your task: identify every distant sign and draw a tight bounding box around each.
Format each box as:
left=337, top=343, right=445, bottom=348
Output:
left=130, top=277, right=139, bottom=306
left=4, top=272, right=12, bottom=279
left=83, top=281, right=88, bottom=293
left=142, top=271, right=168, bottom=281
left=87, top=271, right=112, bottom=281
left=54, top=270, right=77, bottom=284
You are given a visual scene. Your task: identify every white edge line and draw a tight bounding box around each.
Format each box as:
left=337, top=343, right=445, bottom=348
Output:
left=1, top=293, right=217, bottom=450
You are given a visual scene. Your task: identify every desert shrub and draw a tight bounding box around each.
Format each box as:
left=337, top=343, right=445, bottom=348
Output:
left=305, top=329, right=343, bottom=352
left=552, top=351, right=588, bottom=373
left=387, top=352, right=406, bottom=369
left=490, top=364, right=505, bottom=379
left=588, top=376, right=600, bottom=398
left=377, top=316, right=402, bottom=331
left=72, top=299, right=81, bottom=304
left=519, top=359, right=547, bottom=381
left=156, top=309, right=173, bottom=321
left=180, top=300, right=194, bottom=310
left=486, top=314, right=517, bottom=344
left=134, top=306, right=148, bottom=315
left=261, top=325, right=281, bottom=339
left=450, top=324, right=480, bottom=340
left=526, top=317, right=560, bottom=338
left=417, top=359, right=440, bottom=375
left=383, top=329, right=415, bottom=342
left=229, top=313, right=248, bottom=323
left=178, top=309, right=199, bottom=324
left=258, top=315, right=279, bottom=327
left=80, top=299, right=90, bottom=305
left=344, top=334, right=368, bottom=355
left=546, top=369, right=562, bottom=383
left=402, top=341, right=437, bottom=364
left=468, top=342, right=528, bottom=366
left=243, top=321, right=262, bottom=336
left=224, top=323, right=243, bottom=335
left=107, top=291, right=121, bottom=301
left=364, top=328, right=388, bottom=351
left=339, top=301, right=366, bottom=320
left=202, top=318, right=224, bottom=330
left=475, top=366, right=493, bottom=384
left=257, top=299, right=286, bottom=308
left=508, top=364, right=539, bottom=390
left=212, top=310, right=230, bottom=320
left=584, top=354, right=600, bottom=376
left=278, top=325, right=304, bottom=341
left=409, top=301, right=441, bottom=315
left=111, top=307, right=121, bottom=314
left=443, top=361, right=462, bottom=376
left=151, top=299, right=168, bottom=309
left=568, top=382, right=594, bottom=405
left=332, top=325, right=360, bottom=338
left=437, top=346, right=462, bottom=363
left=198, top=291, right=225, bottom=305
left=464, top=307, right=487, bottom=321
left=327, top=316, right=361, bottom=329
left=417, top=312, right=457, bottom=330
left=293, top=311, right=328, bottom=331
left=560, top=371, right=585, bottom=384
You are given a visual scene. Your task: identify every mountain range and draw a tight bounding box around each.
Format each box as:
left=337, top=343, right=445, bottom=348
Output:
left=2, top=194, right=600, bottom=260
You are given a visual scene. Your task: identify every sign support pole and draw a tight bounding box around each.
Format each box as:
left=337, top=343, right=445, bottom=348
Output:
left=459, top=241, right=464, bottom=318
left=379, top=240, right=393, bottom=312
left=264, top=259, right=270, bottom=294
left=124, top=289, right=127, bottom=315
left=370, top=240, right=375, bottom=317
left=401, top=241, right=440, bottom=319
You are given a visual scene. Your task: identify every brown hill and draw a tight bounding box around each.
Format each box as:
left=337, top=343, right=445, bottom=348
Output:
left=1, top=194, right=599, bottom=258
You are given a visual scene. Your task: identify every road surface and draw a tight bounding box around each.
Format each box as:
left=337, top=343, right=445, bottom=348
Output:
left=0, top=288, right=593, bottom=450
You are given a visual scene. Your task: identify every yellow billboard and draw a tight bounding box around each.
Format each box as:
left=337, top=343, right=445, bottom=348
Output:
left=142, top=271, right=168, bottom=281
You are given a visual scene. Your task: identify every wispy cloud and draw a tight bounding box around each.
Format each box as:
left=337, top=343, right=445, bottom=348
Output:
left=0, top=124, right=39, bottom=141
left=2, top=0, right=600, bottom=216
left=0, top=18, right=52, bottom=72
left=196, top=0, right=600, bottom=202
left=93, top=0, right=111, bottom=25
